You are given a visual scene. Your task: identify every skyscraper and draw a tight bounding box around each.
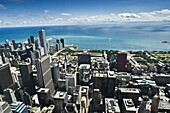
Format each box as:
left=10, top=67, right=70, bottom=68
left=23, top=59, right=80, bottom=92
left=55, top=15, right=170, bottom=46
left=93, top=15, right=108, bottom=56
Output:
left=39, top=30, right=48, bottom=55
left=0, top=63, right=13, bottom=93
left=60, top=38, right=64, bottom=48
left=35, top=38, right=39, bottom=49
left=35, top=55, right=55, bottom=95
left=30, top=36, right=34, bottom=43
left=50, top=62, right=60, bottom=85
left=4, top=88, right=17, bottom=104
left=19, top=61, right=35, bottom=95
left=78, top=53, right=91, bottom=66
left=56, top=38, right=60, bottom=43
left=37, top=88, right=50, bottom=107
left=117, top=52, right=127, bottom=72
left=12, top=40, right=17, bottom=50
left=27, top=38, right=31, bottom=45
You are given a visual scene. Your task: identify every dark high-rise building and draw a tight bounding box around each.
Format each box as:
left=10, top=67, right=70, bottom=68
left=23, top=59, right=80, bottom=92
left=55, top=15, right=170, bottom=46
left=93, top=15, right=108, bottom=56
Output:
left=56, top=38, right=60, bottom=43
left=19, top=61, right=35, bottom=95
left=0, top=64, right=13, bottom=93
left=35, top=38, right=39, bottom=49
left=12, top=40, right=17, bottom=50
left=28, top=38, right=31, bottom=45
left=53, top=91, right=68, bottom=112
left=50, top=62, right=60, bottom=85
left=1, top=52, right=6, bottom=64
left=117, top=52, right=127, bottom=72
left=78, top=53, right=91, bottom=66
left=55, top=43, right=59, bottom=51
left=107, top=72, right=116, bottom=97
left=30, top=36, right=34, bottom=43
left=3, top=88, right=17, bottom=104
left=39, top=30, right=48, bottom=55
left=35, top=55, right=55, bottom=95
left=37, top=88, right=50, bottom=107
left=60, top=38, right=64, bottom=48
left=25, top=46, right=32, bottom=58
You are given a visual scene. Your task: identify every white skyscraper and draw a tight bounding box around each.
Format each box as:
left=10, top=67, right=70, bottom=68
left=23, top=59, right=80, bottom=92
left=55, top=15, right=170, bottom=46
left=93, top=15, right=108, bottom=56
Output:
left=35, top=55, right=55, bottom=96
left=39, top=30, right=48, bottom=55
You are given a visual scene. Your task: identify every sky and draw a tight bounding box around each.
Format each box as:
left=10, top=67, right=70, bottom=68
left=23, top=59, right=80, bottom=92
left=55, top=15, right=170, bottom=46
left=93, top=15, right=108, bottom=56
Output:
left=0, top=0, right=170, bottom=27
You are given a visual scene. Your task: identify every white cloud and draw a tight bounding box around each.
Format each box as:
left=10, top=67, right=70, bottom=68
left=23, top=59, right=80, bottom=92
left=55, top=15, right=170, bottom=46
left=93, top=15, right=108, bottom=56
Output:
left=0, top=20, right=2, bottom=24
left=46, top=15, right=54, bottom=19
left=1, top=9, right=170, bottom=27
left=54, top=18, right=63, bottom=21
left=118, top=13, right=140, bottom=18
left=44, top=10, right=50, bottom=13
left=3, top=21, right=12, bottom=25
left=154, top=9, right=170, bottom=14
left=67, top=9, right=170, bottom=24
left=0, top=4, right=7, bottom=9
left=61, top=13, right=72, bottom=16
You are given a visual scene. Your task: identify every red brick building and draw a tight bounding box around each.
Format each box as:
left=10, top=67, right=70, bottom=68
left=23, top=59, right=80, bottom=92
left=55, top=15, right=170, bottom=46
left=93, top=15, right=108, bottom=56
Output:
left=117, top=52, right=127, bottom=72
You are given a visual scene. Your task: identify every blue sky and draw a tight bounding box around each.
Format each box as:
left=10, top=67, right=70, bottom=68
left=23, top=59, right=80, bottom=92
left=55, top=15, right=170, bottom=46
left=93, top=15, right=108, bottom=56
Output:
left=0, top=0, right=170, bottom=27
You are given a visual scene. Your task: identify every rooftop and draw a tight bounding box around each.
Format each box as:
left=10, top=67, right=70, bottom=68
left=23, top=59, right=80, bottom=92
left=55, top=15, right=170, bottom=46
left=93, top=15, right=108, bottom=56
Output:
left=105, top=98, right=120, bottom=113
left=159, top=100, right=170, bottom=110
left=119, top=88, right=140, bottom=94
left=79, top=64, right=90, bottom=69
left=123, top=98, right=136, bottom=112
left=53, top=91, right=67, bottom=99
left=37, top=88, right=50, bottom=93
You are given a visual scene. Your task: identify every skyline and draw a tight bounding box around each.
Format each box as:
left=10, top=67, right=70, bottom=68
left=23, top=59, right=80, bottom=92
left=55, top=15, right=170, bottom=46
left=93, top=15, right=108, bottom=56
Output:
left=0, top=0, right=170, bottom=27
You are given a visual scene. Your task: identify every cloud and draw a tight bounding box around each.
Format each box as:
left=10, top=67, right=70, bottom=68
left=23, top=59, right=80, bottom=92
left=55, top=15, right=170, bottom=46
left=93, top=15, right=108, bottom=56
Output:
left=0, top=20, right=2, bottom=24
left=118, top=13, right=140, bottom=18
left=0, top=4, right=7, bottom=9
left=17, top=14, right=24, bottom=18
left=3, top=21, right=12, bottom=25
left=154, top=9, right=170, bottom=14
left=1, top=9, right=170, bottom=27
left=44, top=10, right=50, bottom=13
left=67, top=9, right=170, bottom=24
left=46, top=15, right=54, bottom=19
left=61, top=13, right=72, bottom=16
left=54, top=18, right=63, bottom=21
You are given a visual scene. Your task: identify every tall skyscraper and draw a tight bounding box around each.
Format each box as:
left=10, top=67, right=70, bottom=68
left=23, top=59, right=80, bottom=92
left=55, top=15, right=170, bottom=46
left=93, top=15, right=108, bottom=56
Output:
left=50, top=62, right=60, bottom=85
left=19, top=61, right=35, bottom=95
left=12, top=40, right=17, bottom=50
left=27, top=38, right=31, bottom=45
left=0, top=63, right=13, bottom=93
left=56, top=38, right=60, bottom=43
left=30, top=36, right=35, bottom=43
left=60, top=38, right=64, bottom=48
left=117, top=52, right=127, bottom=72
left=35, top=55, right=55, bottom=95
left=37, top=88, right=50, bottom=107
left=39, top=30, right=48, bottom=55
left=35, top=38, right=39, bottom=49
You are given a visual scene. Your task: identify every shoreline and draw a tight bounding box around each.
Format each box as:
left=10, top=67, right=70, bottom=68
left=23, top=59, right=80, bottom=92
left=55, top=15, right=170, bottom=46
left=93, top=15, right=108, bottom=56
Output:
left=161, top=41, right=170, bottom=45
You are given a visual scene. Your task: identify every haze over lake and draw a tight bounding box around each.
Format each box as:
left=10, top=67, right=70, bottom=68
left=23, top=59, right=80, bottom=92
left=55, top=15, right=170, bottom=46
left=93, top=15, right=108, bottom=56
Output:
left=0, top=22, right=170, bottom=51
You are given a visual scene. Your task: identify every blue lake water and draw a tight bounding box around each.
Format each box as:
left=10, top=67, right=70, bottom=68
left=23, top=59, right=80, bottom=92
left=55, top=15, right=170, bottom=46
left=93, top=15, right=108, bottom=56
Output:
left=0, top=23, right=170, bottom=51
